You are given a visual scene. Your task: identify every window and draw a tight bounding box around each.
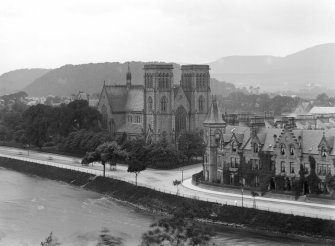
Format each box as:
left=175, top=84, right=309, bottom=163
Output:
left=198, top=96, right=204, bottom=112
left=290, top=162, right=295, bottom=174
left=135, top=116, right=141, bottom=123
left=304, top=163, right=309, bottom=174
left=318, top=164, right=328, bottom=176
left=290, top=145, right=294, bottom=155
left=251, top=159, right=260, bottom=170
left=160, top=96, right=167, bottom=112
left=327, top=165, right=331, bottom=175
left=217, top=156, right=223, bottom=168
left=145, top=73, right=153, bottom=88
left=159, top=74, right=169, bottom=89
left=321, top=146, right=327, bottom=157
left=196, top=74, right=200, bottom=89
left=147, top=96, right=153, bottom=112
left=253, top=143, right=259, bottom=153
left=281, top=161, right=285, bottom=173
left=127, top=115, right=132, bottom=122
left=101, top=105, right=108, bottom=129
left=232, top=141, right=237, bottom=152
left=230, top=157, right=239, bottom=168
left=280, top=144, right=285, bottom=155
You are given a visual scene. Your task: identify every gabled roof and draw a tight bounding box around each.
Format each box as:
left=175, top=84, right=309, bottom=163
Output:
left=104, top=85, right=144, bottom=112
left=222, top=125, right=250, bottom=149
left=309, top=107, right=335, bottom=114
left=116, top=123, right=143, bottom=135
left=261, top=128, right=282, bottom=152
left=290, top=129, right=335, bottom=155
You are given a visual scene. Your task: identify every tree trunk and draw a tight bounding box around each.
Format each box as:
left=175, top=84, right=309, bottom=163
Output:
left=102, top=162, right=106, bottom=177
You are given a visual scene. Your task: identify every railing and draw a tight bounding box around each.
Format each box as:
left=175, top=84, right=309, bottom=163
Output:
left=0, top=152, right=334, bottom=221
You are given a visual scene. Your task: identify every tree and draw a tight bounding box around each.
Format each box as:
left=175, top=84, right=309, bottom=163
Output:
left=178, top=132, right=205, bottom=164
left=82, top=141, right=127, bottom=177
left=23, top=104, right=53, bottom=149
left=316, top=93, right=330, bottom=106
left=307, top=156, right=321, bottom=194
left=141, top=217, right=214, bottom=246
left=127, top=159, right=146, bottom=186
left=40, top=232, right=61, bottom=246
left=325, top=173, right=335, bottom=195
left=97, top=228, right=123, bottom=246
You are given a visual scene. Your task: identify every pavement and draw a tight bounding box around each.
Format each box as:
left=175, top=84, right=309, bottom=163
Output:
left=1, top=146, right=335, bottom=220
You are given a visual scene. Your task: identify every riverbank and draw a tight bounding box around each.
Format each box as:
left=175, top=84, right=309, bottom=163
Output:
left=0, top=156, right=334, bottom=244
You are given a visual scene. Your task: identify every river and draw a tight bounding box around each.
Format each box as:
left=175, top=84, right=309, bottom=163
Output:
left=0, top=167, right=317, bottom=245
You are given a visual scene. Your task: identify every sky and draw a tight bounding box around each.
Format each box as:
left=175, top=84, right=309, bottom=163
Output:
left=1, top=0, right=335, bottom=74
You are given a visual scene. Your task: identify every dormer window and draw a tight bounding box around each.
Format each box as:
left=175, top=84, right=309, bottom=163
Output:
left=232, top=141, right=237, bottom=152
left=321, top=146, right=327, bottom=157
left=290, top=145, right=294, bottom=156
left=280, top=144, right=285, bottom=155
left=253, top=143, right=259, bottom=153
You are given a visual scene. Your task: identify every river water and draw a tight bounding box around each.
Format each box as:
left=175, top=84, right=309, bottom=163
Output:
left=0, top=167, right=317, bottom=245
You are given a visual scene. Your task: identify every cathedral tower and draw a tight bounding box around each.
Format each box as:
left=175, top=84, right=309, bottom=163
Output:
left=181, top=65, right=211, bottom=132
left=144, top=64, right=174, bottom=142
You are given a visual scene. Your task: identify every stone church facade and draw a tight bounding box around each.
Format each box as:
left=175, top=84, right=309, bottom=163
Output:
left=97, top=63, right=211, bottom=143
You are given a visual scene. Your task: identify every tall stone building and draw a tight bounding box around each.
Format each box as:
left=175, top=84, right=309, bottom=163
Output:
left=97, top=63, right=211, bottom=143
left=203, top=102, right=335, bottom=193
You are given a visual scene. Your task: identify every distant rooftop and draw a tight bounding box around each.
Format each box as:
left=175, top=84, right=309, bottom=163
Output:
left=309, top=107, right=335, bottom=114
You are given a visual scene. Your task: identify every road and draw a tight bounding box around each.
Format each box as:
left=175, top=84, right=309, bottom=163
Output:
left=0, top=146, right=335, bottom=220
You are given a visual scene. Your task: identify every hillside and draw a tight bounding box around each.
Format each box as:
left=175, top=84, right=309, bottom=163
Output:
left=3, top=43, right=334, bottom=97
left=210, top=43, right=335, bottom=93
left=0, top=69, right=51, bottom=96
left=24, top=62, right=182, bottom=96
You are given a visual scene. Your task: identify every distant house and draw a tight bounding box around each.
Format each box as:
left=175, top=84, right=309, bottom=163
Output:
left=73, top=91, right=98, bottom=107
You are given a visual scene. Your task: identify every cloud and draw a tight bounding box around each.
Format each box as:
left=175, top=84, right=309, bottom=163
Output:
left=0, top=0, right=334, bottom=74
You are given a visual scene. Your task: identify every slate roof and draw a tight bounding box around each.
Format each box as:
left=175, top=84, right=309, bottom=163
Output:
left=261, top=128, right=283, bottom=152
left=309, top=107, right=335, bottom=114
left=116, top=123, right=143, bottom=135
left=219, top=124, right=335, bottom=155
left=222, top=125, right=250, bottom=149
left=105, top=85, right=144, bottom=112
left=291, top=129, right=335, bottom=155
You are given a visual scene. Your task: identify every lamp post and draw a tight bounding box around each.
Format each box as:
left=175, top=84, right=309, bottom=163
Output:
left=241, top=186, right=244, bottom=208
left=181, top=169, right=184, bottom=182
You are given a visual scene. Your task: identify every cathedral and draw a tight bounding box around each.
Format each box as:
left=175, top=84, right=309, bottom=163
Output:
left=97, top=63, right=211, bottom=143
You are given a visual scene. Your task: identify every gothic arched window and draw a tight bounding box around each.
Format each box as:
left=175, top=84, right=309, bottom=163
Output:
left=232, top=141, right=237, bottom=152
left=196, top=74, right=200, bottom=88
left=164, top=73, right=169, bottom=88
left=290, top=144, right=295, bottom=155
left=101, top=105, right=108, bottom=129
left=280, top=144, right=286, bottom=155
left=198, top=96, right=204, bottom=112
left=158, top=73, right=162, bottom=88
left=160, top=96, right=167, bottom=112
left=147, top=96, right=153, bottom=112
left=321, top=146, right=327, bottom=157
left=254, top=143, right=259, bottom=153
